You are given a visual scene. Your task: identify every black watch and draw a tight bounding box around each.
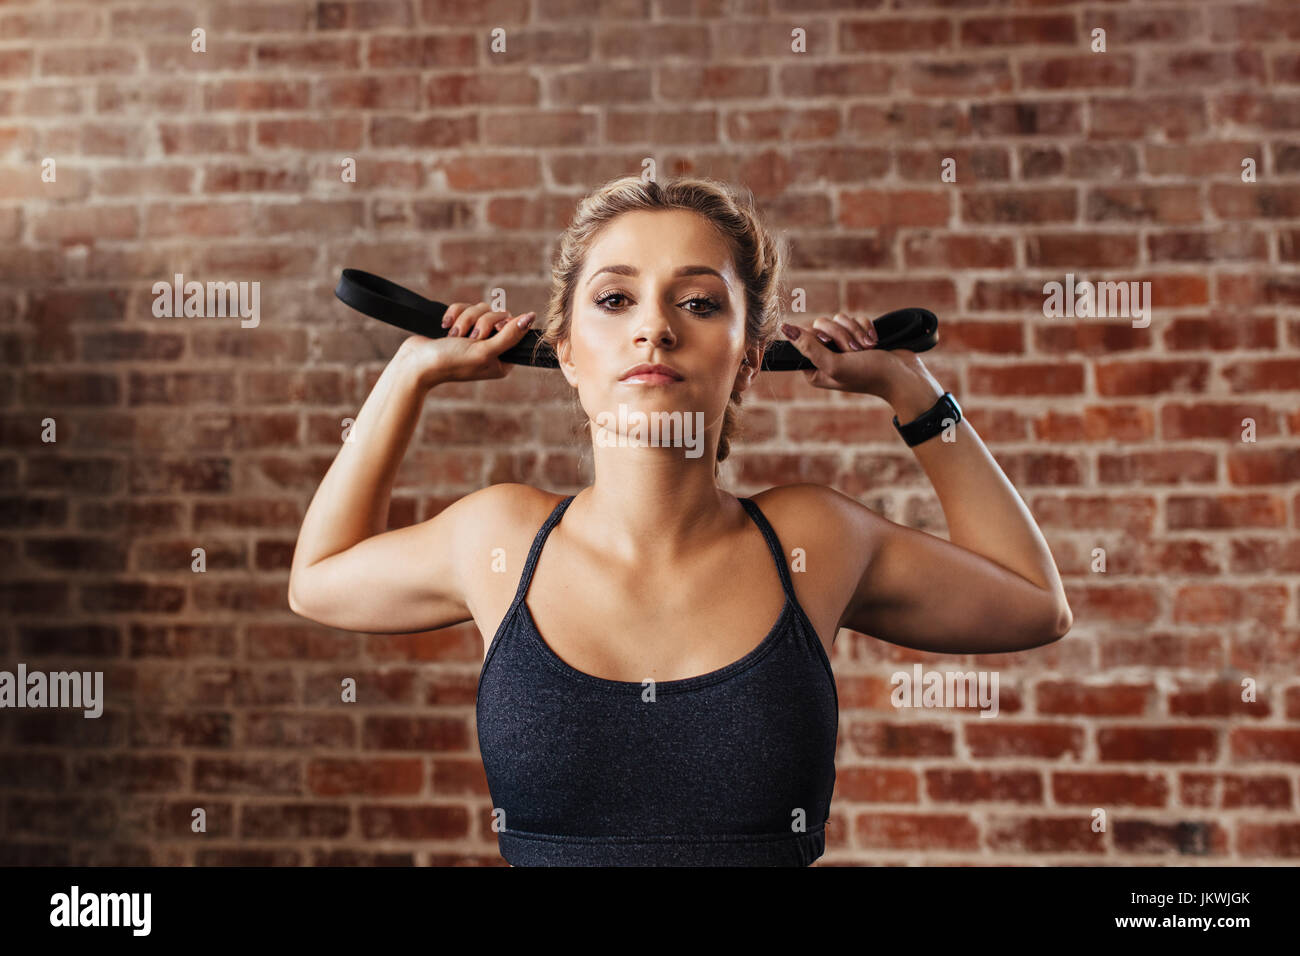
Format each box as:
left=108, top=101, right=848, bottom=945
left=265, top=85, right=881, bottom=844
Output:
left=892, top=391, right=962, bottom=447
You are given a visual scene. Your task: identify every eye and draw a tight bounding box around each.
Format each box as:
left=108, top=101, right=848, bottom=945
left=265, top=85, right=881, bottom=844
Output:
left=683, top=296, right=721, bottom=315
left=594, top=292, right=722, bottom=315
left=594, top=291, right=629, bottom=311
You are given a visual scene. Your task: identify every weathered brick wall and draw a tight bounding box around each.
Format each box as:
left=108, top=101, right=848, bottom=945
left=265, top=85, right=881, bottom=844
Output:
left=1, top=0, right=1296, bottom=865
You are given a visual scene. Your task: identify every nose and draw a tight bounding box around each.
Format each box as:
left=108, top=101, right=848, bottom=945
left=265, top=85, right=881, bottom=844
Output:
left=634, top=305, right=677, bottom=350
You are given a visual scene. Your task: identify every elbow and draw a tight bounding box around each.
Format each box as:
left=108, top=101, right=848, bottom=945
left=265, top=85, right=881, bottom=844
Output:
left=287, top=577, right=308, bottom=617
left=1049, top=603, right=1073, bottom=641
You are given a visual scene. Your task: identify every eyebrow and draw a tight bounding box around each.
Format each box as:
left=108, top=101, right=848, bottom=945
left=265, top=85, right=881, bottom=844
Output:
left=585, top=264, right=728, bottom=288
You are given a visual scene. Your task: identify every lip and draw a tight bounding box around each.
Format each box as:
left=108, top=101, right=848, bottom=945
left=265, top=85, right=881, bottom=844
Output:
left=620, top=363, right=683, bottom=384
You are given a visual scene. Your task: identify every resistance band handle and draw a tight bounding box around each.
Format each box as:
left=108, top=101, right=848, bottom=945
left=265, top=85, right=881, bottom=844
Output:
left=334, top=268, right=938, bottom=370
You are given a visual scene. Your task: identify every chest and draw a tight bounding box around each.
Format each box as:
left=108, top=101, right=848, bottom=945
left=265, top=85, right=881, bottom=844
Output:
left=522, top=568, right=791, bottom=684
left=475, top=498, right=845, bottom=682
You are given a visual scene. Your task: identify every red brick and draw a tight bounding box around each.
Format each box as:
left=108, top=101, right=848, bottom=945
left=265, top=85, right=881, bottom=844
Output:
left=907, top=58, right=1012, bottom=97
left=1167, top=494, right=1287, bottom=529
left=1113, top=820, right=1227, bottom=856
left=987, top=817, right=1105, bottom=854
left=965, top=723, right=1085, bottom=759
left=780, top=62, right=891, bottom=98
left=970, top=100, right=1081, bottom=137
left=1095, top=359, right=1210, bottom=396
left=1033, top=405, right=1155, bottom=442
left=926, top=769, right=1042, bottom=804
left=307, top=758, right=424, bottom=797
left=726, top=107, right=837, bottom=142
left=962, top=187, right=1076, bottom=223
left=1099, top=727, right=1219, bottom=762
left=359, top=804, right=469, bottom=839
left=960, top=15, right=1076, bottom=47
left=855, top=813, right=979, bottom=850
left=1052, top=772, right=1169, bottom=807
left=1145, top=140, right=1262, bottom=176
left=1092, top=95, right=1207, bottom=139
left=1173, top=584, right=1289, bottom=626
left=1034, top=323, right=1153, bottom=355
left=847, top=102, right=968, bottom=140
left=835, top=766, right=919, bottom=803
left=1212, top=184, right=1300, bottom=219
left=1169, top=679, right=1272, bottom=719
left=1237, top=824, right=1300, bottom=857
left=1018, top=54, right=1135, bottom=90
left=1026, top=232, right=1139, bottom=268
left=1036, top=681, right=1151, bottom=716
left=254, top=38, right=360, bottom=70
left=1212, top=92, right=1300, bottom=131
left=968, top=362, right=1085, bottom=395
left=1033, top=495, right=1157, bottom=533
left=1142, top=49, right=1265, bottom=88
left=1222, top=358, right=1300, bottom=392
left=840, top=18, right=952, bottom=52
left=840, top=189, right=950, bottom=228
left=1099, top=450, right=1218, bottom=485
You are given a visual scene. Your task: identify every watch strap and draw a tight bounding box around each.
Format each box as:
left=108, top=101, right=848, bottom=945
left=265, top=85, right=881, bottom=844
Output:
left=893, top=392, right=962, bottom=446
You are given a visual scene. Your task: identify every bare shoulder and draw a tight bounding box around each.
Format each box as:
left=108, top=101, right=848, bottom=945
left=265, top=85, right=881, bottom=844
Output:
left=745, top=483, right=885, bottom=647
left=440, top=482, right=567, bottom=552
left=434, top=483, right=570, bottom=627
left=748, top=483, right=883, bottom=551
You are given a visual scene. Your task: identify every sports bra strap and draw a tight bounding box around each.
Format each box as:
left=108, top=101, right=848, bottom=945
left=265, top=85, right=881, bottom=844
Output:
left=738, top=497, right=799, bottom=602
left=511, top=494, right=577, bottom=611
left=511, top=494, right=797, bottom=610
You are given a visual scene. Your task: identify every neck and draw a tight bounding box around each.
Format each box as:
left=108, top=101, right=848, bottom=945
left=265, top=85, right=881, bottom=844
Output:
left=571, top=422, right=737, bottom=563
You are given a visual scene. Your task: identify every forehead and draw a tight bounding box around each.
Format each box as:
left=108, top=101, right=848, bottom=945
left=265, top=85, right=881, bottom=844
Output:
left=583, top=209, right=735, bottom=280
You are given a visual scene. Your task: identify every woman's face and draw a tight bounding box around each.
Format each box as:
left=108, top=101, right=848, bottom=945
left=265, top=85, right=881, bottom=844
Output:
left=559, top=209, right=760, bottom=448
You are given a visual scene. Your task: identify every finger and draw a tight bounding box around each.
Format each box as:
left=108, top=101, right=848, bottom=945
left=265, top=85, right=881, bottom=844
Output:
left=828, top=312, right=876, bottom=350
left=812, top=315, right=860, bottom=352
left=488, top=308, right=536, bottom=333
left=780, top=321, right=839, bottom=371
left=448, top=302, right=490, bottom=337
left=479, top=310, right=537, bottom=355
left=441, top=302, right=470, bottom=329
left=466, top=309, right=509, bottom=340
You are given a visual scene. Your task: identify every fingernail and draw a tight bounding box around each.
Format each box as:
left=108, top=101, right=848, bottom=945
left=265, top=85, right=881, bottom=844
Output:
left=516, top=311, right=536, bottom=328
left=850, top=340, right=862, bottom=350
left=468, top=328, right=480, bottom=339
left=441, top=316, right=451, bottom=328
left=780, top=322, right=800, bottom=340
left=448, top=327, right=459, bottom=337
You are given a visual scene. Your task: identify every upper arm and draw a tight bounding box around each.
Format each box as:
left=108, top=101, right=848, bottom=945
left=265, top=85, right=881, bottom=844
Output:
left=842, top=507, right=1070, bottom=654
left=288, top=482, right=540, bottom=634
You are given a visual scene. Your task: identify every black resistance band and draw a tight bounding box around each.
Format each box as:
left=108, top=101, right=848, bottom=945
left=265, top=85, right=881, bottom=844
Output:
left=334, top=268, right=939, bottom=370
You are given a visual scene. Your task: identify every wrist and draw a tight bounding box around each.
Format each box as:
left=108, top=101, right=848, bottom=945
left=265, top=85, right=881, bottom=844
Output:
left=886, top=375, right=946, bottom=423
left=395, top=346, right=444, bottom=392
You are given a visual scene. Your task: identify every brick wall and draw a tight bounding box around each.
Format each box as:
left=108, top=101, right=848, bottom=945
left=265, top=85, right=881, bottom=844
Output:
left=1, top=0, right=1297, bottom=866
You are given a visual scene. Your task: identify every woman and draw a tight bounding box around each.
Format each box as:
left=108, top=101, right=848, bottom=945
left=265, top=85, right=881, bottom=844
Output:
left=288, top=176, right=1073, bottom=866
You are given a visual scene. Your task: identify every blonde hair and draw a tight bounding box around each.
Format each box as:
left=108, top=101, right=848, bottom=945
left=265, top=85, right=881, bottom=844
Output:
left=535, top=175, right=786, bottom=478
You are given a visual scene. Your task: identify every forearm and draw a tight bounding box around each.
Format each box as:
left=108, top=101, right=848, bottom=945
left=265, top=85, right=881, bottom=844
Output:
left=886, top=370, right=1070, bottom=614
left=290, top=348, right=431, bottom=577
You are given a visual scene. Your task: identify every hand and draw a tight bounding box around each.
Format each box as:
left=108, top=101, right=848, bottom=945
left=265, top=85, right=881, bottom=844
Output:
left=398, top=302, right=537, bottom=386
left=779, top=312, right=934, bottom=400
